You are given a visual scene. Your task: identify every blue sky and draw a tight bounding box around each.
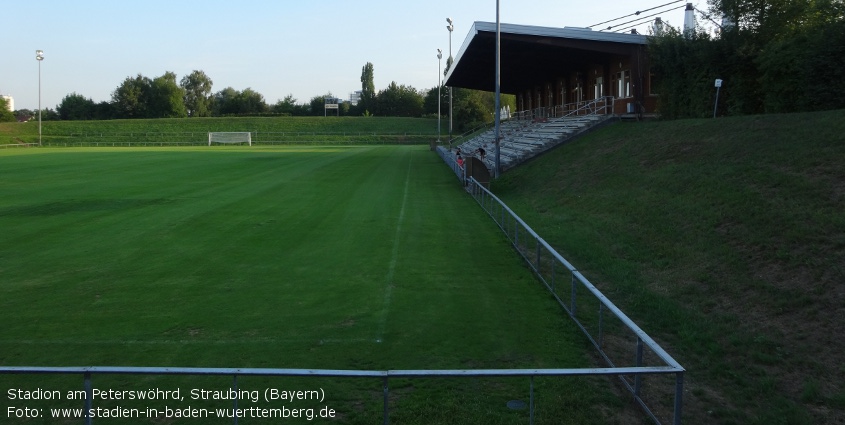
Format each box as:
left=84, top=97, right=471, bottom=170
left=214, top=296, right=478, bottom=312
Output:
left=1, top=0, right=697, bottom=111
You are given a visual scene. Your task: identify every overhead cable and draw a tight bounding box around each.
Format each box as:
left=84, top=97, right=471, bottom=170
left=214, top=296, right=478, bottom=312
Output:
left=609, top=5, right=687, bottom=32
left=589, top=0, right=685, bottom=28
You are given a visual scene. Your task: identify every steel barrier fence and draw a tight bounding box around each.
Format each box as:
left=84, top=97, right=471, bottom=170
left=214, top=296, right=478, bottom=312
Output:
left=0, top=365, right=680, bottom=425
left=37, top=140, right=428, bottom=148
left=1, top=148, right=683, bottom=425
left=436, top=146, right=684, bottom=424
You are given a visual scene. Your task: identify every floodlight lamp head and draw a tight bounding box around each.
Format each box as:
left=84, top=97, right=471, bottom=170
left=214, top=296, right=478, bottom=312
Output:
left=446, top=17, right=453, bottom=25
left=447, top=24, right=453, bottom=32
left=36, top=50, right=44, bottom=60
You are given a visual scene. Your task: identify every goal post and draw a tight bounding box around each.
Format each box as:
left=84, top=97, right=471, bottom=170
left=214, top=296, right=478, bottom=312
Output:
left=208, top=132, right=252, bottom=146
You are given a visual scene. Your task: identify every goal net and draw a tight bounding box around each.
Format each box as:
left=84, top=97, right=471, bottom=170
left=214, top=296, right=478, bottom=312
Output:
left=208, top=132, right=252, bottom=146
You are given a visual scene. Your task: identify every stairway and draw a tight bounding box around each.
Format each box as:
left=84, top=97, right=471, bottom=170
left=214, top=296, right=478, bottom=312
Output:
left=453, top=114, right=615, bottom=173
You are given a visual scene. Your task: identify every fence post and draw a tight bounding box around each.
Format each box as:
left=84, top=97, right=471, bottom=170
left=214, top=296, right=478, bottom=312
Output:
left=529, top=376, right=535, bottom=425
left=383, top=376, right=389, bottom=425
left=598, top=303, right=604, bottom=349
left=233, top=375, right=239, bottom=425
left=674, top=372, right=684, bottom=425
left=634, top=337, right=644, bottom=397
left=570, top=272, right=577, bottom=316
left=84, top=372, right=93, bottom=425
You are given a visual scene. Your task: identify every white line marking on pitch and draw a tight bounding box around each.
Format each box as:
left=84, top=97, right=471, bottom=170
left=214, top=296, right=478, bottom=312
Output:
left=376, top=159, right=412, bottom=343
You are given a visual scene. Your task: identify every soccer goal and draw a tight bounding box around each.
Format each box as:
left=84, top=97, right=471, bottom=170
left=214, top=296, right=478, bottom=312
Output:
left=208, top=132, right=252, bottom=146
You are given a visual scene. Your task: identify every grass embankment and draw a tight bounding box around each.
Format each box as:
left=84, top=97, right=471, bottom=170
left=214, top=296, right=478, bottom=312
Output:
left=0, top=145, right=613, bottom=424
left=0, top=116, right=439, bottom=145
left=493, top=109, right=845, bottom=424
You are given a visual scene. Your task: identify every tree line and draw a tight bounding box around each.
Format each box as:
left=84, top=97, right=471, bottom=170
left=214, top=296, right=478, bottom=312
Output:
left=8, top=62, right=515, bottom=132
left=649, top=0, right=845, bottom=118
left=6, top=2, right=842, bottom=126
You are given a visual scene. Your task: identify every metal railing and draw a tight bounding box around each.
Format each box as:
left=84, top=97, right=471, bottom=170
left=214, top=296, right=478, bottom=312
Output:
left=459, top=174, right=684, bottom=424
left=24, top=131, right=435, bottom=147
left=515, top=96, right=616, bottom=121
left=1, top=149, right=683, bottom=425
left=0, top=365, right=679, bottom=425
left=40, top=139, right=427, bottom=148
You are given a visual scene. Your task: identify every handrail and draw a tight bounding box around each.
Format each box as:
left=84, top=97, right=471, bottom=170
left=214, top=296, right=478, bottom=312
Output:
left=465, top=178, right=682, bottom=370
left=514, top=96, right=616, bottom=121
left=427, top=150, right=686, bottom=425
left=445, top=121, right=495, bottom=147
left=0, top=365, right=681, bottom=377
left=1, top=364, right=681, bottom=425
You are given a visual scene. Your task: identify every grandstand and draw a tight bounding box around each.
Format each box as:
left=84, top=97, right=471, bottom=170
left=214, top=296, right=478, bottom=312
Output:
left=454, top=105, right=615, bottom=172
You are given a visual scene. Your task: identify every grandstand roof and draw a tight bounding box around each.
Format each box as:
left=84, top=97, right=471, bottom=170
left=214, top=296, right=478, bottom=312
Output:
left=444, top=22, right=649, bottom=95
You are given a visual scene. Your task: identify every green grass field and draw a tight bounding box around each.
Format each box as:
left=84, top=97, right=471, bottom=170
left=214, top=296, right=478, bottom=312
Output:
left=493, top=109, right=845, bottom=424
left=0, top=145, right=618, bottom=424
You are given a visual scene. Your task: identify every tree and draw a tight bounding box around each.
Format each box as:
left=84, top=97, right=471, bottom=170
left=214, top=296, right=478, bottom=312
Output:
left=706, top=0, right=842, bottom=38
left=756, top=18, right=845, bottom=113
left=111, top=74, right=151, bottom=119
left=148, top=72, right=187, bottom=118
left=423, top=84, right=449, bottom=117
left=309, top=93, right=333, bottom=116
left=14, top=109, right=34, bottom=123
left=376, top=82, right=424, bottom=117
left=94, top=101, right=114, bottom=120
left=452, top=88, right=489, bottom=130
left=211, top=87, right=240, bottom=116
left=273, top=94, right=299, bottom=115
left=211, top=87, right=267, bottom=116
left=180, top=70, right=213, bottom=117
left=38, top=108, right=60, bottom=121
left=237, top=88, right=268, bottom=115
left=646, top=0, right=845, bottom=118
left=359, top=62, right=376, bottom=115
left=57, top=93, right=97, bottom=120
left=0, top=97, right=14, bottom=122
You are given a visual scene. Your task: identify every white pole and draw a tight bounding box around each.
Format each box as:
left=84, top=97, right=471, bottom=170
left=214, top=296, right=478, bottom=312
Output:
left=447, top=19, right=454, bottom=145
left=713, top=79, right=723, bottom=118
left=36, top=50, right=44, bottom=146
left=437, top=50, right=442, bottom=143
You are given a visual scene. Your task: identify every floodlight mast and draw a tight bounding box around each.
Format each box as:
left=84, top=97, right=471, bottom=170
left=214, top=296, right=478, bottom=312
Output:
left=437, top=49, right=443, bottom=143
left=446, top=18, right=454, bottom=146
left=36, top=50, right=44, bottom=146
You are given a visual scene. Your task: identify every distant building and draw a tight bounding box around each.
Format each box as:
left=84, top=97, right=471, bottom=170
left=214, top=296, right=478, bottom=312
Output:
left=1, top=95, right=13, bottom=112
left=349, top=90, right=362, bottom=106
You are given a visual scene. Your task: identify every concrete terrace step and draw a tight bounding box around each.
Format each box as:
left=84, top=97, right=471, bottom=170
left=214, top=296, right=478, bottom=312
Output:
left=452, top=114, right=615, bottom=174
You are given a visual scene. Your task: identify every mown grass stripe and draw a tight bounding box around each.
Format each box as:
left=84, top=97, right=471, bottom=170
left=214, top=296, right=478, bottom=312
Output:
left=376, top=156, right=413, bottom=342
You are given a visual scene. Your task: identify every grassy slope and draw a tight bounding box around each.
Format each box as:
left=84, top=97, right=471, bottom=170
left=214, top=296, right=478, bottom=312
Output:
left=0, top=146, right=611, bottom=424
left=492, top=109, right=845, bottom=424
left=0, top=116, right=439, bottom=145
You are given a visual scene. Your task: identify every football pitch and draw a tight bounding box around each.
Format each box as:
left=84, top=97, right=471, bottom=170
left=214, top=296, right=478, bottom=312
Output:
left=0, top=146, right=613, bottom=424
